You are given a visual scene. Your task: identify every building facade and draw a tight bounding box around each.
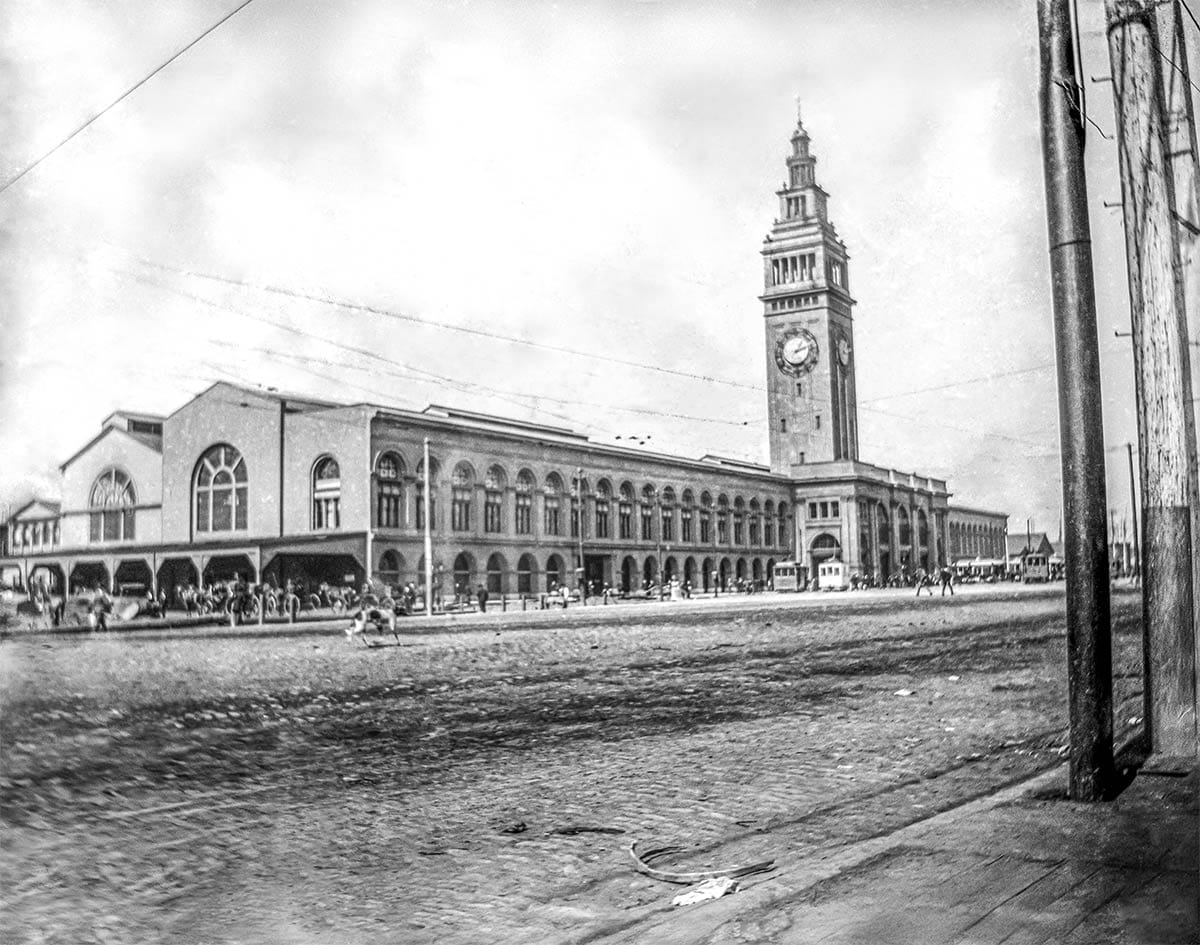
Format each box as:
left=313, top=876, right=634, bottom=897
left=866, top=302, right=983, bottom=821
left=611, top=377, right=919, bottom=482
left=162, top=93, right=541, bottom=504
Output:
left=1, top=112, right=1008, bottom=597
left=947, top=505, right=1009, bottom=563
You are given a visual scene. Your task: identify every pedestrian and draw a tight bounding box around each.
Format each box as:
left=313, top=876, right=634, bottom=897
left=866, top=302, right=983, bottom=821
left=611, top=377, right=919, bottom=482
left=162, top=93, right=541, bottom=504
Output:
left=91, top=584, right=110, bottom=631
left=939, top=565, right=955, bottom=596
left=476, top=584, right=489, bottom=613
left=915, top=568, right=934, bottom=597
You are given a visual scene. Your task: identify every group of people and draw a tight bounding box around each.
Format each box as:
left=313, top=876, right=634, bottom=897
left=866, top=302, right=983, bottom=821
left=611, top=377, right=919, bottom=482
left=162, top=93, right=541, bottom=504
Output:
left=913, top=566, right=956, bottom=597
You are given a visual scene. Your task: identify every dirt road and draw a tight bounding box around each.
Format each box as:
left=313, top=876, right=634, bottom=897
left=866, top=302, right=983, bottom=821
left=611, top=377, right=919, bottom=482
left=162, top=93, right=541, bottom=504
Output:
left=0, top=584, right=1143, bottom=944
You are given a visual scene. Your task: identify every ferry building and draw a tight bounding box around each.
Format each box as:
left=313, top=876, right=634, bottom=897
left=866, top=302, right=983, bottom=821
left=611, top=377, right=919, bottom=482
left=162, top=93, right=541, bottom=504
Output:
left=1, top=113, right=1007, bottom=597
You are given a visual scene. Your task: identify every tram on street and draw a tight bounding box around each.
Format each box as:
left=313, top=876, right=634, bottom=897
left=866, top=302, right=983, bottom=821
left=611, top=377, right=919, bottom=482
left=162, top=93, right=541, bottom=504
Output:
left=1021, top=553, right=1050, bottom=583
left=772, top=561, right=802, bottom=592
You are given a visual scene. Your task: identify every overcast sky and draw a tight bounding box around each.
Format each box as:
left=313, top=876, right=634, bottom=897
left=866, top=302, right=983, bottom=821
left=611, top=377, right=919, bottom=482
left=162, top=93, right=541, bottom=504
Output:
left=0, top=0, right=1173, bottom=536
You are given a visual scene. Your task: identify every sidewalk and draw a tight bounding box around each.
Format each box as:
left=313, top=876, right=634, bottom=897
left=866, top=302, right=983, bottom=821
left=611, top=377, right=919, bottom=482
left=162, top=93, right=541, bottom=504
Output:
left=596, top=760, right=1197, bottom=945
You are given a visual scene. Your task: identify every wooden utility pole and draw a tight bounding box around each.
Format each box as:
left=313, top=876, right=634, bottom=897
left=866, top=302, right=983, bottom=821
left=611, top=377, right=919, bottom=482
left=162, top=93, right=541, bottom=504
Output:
left=1153, top=0, right=1200, bottom=716
left=1037, top=0, right=1115, bottom=799
left=1127, top=442, right=1141, bottom=582
left=1107, top=0, right=1200, bottom=757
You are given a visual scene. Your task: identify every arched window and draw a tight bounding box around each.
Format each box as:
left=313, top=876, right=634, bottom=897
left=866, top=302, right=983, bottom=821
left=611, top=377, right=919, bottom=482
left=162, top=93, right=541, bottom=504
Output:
left=660, top=487, right=676, bottom=542
left=416, top=456, right=439, bottom=529
left=484, top=465, right=506, bottom=534
left=640, top=485, right=656, bottom=542
left=517, top=553, right=536, bottom=594
left=595, top=479, right=612, bottom=539
left=618, top=482, right=635, bottom=539
left=195, top=445, right=247, bottom=533
left=700, top=491, right=713, bottom=543
left=749, top=498, right=761, bottom=546
left=544, top=473, right=564, bottom=536
left=681, top=489, right=695, bottom=543
left=378, top=550, right=403, bottom=587
left=89, top=468, right=136, bottom=542
left=451, top=462, right=474, bottom=531
left=733, top=497, right=746, bottom=545
left=312, top=456, right=341, bottom=530
left=486, top=553, right=505, bottom=595
left=571, top=475, right=588, bottom=539
left=515, top=470, right=535, bottom=535
left=777, top=502, right=789, bottom=551
left=545, top=553, right=565, bottom=591
left=763, top=499, right=775, bottom=546
left=917, top=509, right=929, bottom=547
left=376, top=451, right=405, bottom=529
left=897, top=506, right=911, bottom=547
left=716, top=494, right=730, bottom=544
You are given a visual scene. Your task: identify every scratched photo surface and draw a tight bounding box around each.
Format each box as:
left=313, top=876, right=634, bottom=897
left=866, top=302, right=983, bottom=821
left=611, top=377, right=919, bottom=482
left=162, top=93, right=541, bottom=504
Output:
left=1, top=1, right=1191, bottom=944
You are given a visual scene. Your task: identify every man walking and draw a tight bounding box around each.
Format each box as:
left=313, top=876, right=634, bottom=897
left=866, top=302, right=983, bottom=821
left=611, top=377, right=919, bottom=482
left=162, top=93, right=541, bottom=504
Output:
left=938, top=565, right=955, bottom=596
left=915, top=568, right=935, bottom=597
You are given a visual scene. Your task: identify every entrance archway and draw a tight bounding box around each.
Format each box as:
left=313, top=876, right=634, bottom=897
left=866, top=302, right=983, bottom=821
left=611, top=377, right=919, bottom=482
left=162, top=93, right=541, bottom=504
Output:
left=29, top=563, right=65, bottom=595
left=546, top=554, right=565, bottom=591
left=203, top=554, right=257, bottom=585
left=157, top=558, right=199, bottom=606
left=620, top=556, right=636, bottom=593
left=684, top=556, right=696, bottom=589
left=517, top=554, right=536, bottom=595
left=486, top=553, right=506, bottom=595
left=70, top=561, right=109, bottom=594
left=453, top=552, right=474, bottom=598
left=114, top=559, right=154, bottom=595
left=378, top=550, right=403, bottom=588
left=642, top=555, right=657, bottom=589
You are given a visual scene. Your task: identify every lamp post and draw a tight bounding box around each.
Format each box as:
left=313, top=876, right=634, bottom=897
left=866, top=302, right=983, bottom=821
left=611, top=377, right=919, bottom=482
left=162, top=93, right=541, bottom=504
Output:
left=574, top=467, right=586, bottom=606
left=654, top=488, right=663, bottom=600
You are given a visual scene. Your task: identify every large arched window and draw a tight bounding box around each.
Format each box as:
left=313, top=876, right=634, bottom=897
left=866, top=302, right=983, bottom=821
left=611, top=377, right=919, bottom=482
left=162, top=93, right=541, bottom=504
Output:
left=699, top=491, right=713, bottom=543
left=89, top=468, right=136, bottom=542
left=484, top=464, right=507, bottom=534
left=451, top=462, right=474, bottom=531
left=681, top=489, right=695, bottom=543
left=763, top=499, right=775, bottom=546
left=618, top=482, right=635, bottom=539
left=416, top=456, right=439, bottom=530
left=544, top=473, right=564, bottom=536
left=749, top=498, right=762, bottom=546
left=716, top=494, right=730, bottom=544
left=594, top=479, right=612, bottom=539
left=660, top=487, right=676, bottom=542
left=515, top=469, right=535, bottom=535
left=376, top=451, right=405, bottom=529
left=733, top=496, right=746, bottom=545
left=640, top=484, right=656, bottom=541
left=313, top=456, right=341, bottom=530
left=195, top=445, right=248, bottom=533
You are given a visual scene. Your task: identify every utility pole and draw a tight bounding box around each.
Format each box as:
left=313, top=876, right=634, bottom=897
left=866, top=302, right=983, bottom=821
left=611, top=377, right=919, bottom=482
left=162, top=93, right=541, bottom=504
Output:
left=1107, top=0, right=1200, bottom=756
left=575, top=468, right=586, bottom=606
left=1038, top=0, right=1115, bottom=799
left=1127, top=442, right=1141, bottom=584
left=423, top=438, right=434, bottom=617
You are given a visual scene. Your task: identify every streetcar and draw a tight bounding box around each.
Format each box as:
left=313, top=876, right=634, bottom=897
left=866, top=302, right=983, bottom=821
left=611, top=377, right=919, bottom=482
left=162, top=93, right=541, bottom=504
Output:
left=1021, top=553, right=1050, bottom=583
left=772, top=561, right=802, bottom=592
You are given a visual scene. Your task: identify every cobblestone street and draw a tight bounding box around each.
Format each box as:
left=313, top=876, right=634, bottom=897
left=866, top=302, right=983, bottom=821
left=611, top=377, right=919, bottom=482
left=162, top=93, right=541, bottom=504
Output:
left=0, top=585, right=1144, bottom=944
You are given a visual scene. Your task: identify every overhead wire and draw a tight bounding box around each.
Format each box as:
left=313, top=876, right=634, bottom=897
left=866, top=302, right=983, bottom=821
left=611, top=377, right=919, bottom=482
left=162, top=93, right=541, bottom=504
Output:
left=117, top=257, right=1074, bottom=455
left=0, top=0, right=257, bottom=196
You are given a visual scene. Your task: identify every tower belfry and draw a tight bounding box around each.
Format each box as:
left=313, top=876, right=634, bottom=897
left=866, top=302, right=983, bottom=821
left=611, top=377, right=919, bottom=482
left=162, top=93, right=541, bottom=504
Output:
left=761, top=111, right=858, bottom=474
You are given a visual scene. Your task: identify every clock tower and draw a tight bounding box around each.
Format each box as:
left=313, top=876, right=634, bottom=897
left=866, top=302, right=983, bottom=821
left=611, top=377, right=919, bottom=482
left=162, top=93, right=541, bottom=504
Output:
left=761, top=109, right=859, bottom=474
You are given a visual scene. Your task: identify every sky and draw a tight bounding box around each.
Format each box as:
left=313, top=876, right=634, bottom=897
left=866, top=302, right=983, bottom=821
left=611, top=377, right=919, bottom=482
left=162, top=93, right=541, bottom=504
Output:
left=0, top=0, right=1184, bottom=536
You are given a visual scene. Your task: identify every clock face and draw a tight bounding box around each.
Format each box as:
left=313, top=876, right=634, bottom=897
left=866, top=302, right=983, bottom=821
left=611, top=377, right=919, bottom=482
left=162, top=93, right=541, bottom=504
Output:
left=836, top=336, right=851, bottom=366
left=775, top=328, right=819, bottom=376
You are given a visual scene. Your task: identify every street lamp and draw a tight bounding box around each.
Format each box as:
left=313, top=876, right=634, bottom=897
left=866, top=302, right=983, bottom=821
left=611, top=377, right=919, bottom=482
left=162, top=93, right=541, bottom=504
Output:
left=574, top=467, right=586, bottom=606
left=654, top=488, right=663, bottom=600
